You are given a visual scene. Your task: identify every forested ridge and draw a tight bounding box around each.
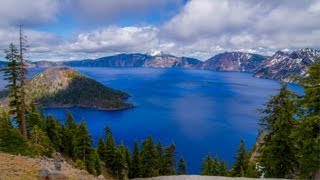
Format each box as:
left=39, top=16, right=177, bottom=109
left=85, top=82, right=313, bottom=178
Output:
left=0, top=28, right=319, bottom=179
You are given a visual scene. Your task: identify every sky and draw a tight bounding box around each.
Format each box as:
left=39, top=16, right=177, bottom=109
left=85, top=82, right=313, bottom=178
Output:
left=0, top=0, right=319, bottom=61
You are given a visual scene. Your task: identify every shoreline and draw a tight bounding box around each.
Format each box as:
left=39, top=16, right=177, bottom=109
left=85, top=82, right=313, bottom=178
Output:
left=41, top=103, right=134, bottom=111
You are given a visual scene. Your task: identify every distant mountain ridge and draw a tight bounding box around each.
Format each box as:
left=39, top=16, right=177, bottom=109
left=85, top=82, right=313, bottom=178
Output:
left=25, top=53, right=202, bottom=69
left=1, top=48, right=319, bottom=82
left=197, top=52, right=267, bottom=72
left=254, top=48, right=320, bottom=82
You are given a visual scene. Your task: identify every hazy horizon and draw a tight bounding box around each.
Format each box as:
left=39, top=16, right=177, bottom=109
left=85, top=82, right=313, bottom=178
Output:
left=0, top=0, right=319, bottom=61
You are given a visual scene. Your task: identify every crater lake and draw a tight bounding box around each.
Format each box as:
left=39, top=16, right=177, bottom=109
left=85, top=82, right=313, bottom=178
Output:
left=0, top=67, right=303, bottom=173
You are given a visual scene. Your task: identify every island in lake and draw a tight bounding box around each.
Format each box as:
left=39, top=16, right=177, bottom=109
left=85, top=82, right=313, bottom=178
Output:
left=0, top=67, right=133, bottom=110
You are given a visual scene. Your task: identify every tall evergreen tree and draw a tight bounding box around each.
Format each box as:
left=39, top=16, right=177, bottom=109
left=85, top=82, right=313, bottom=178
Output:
left=114, top=142, right=127, bottom=180
left=259, top=85, right=298, bottom=178
left=74, top=120, right=92, bottom=164
left=211, top=155, right=220, bottom=175
left=45, top=115, right=62, bottom=151
left=61, top=112, right=78, bottom=157
left=231, top=139, right=249, bottom=177
left=156, top=141, right=164, bottom=175
left=129, top=141, right=142, bottom=178
left=105, top=126, right=116, bottom=173
left=26, top=102, right=44, bottom=133
left=201, top=153, right=213, bottom=175
left=141, top=136, right=159, bottom=177
left=17, top=25, right=28, bottom=139
left=162, top=143, right=176, bottom=175
left=218, top=161, right=228, bottom=176
left=177, top=156, right=187, bottom=175
left=3, top=43, right=20, bottom=118
left=125, top=147, right=131, bottom=178
left=294, top=58, right=320, bottom=178
left=30, top=125, right=53, bottom=156
left=97, top=136, right=106, bottom=161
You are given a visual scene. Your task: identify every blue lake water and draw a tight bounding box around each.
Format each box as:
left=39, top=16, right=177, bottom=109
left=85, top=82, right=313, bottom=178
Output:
left=0, top=67, right=303, bottom=173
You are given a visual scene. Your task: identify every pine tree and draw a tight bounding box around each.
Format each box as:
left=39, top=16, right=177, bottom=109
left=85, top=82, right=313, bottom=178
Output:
left=3, top=43, right=20, bottom=119
left=294, top=58, right=320, bottom=178
left=86, top=149, right=102, bottom=176
left=177, top=156, right=187, bottom=175
left=93, top=150, right=102, bottom=176
left=17, top=25, right=28, bottom=139
left=162, top=143, right=176, bottom=175
left=211, top=155, right=220, bottom=175
left=231, top=139, right=249, bottom=177
left=259, top=85, right=298, bottom=178
left=201, top=153, right=212, bottom=175
left=30, top=125, right=53, bottom=156
left=61, top=112, right=78, bottom=157
left=125, top=147, right=131, bottom=177
left=97, top=136, right=106, bottom=161
left=45, top=115, right=62, bottom=151
left=0, top=110, right=29, bottom=155
left=218, top=161, right=228, bottom=176
left=26, top=102, right=44, bottom=133
left=105, top=126, right=116, bottom=174
left=74, top=120, right=92, bottom=164
left=114, top=142, right=127, bottom=180
left=141, top=136, right=159, bottom=177
left=156, top=141, right=164, bottom=175
left=129, top=141, right=142, bottom=178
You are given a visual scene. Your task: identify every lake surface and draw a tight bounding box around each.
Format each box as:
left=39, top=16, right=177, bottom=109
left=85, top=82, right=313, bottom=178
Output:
left=0, top=67, right=303, bottom=173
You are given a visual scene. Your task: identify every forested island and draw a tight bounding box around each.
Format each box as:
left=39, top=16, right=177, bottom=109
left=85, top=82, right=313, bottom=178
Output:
left=0, top=67, right=133, bottom=110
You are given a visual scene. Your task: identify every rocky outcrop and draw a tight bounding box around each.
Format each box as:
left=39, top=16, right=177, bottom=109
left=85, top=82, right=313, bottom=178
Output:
left=198, top=52, right=267, bottom=72
left=0, top=152, right=108, bottom=179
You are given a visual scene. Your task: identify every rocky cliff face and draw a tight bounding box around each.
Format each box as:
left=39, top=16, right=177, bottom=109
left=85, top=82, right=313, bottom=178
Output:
left=198, top=52, right=267, bottom=72
left=254, top=48, right=320, bottom=82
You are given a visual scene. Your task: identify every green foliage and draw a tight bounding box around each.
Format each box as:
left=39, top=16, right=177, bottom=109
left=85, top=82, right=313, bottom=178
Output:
left=231, top=139, right=249, bottom=177
left=75, top=159, right=86, bottom=170
left=0, top=111, right=31, bottom=155
left=29, top=125, right=53, bottom=156
left=37, top=75, right=131, bottom=110
left=201, top=153, right=229, bottom=176
left=92, top=150, right=102, bottom=176
left=45, top=115, right=62, bottom=151
left=162, top=143, right=176, bottom=175
left=177, top=156, right=187, bottom=175
left=140, top=136, right=159, bottom=177
left=97, top=137, right=106, bottom=160
left=104, top=127, right=117, bottom=173
left=129, top=141, right=142, bottom=178
left=26, top=103, right=45, bottom=133
left=2, top=43, right=21, bottom=118
left=74, top=120, right=93, bottom=162
left=293, top=57, right=320, bottom=178
left=61, top=112, right=77, bottom=157
left=218, top=161, right=228, bottom=176
left=114, top=142, right=127, bottom=180
left=201, top=153, right=213, bottom=175
left=259, top=85, right=298, bottom=178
